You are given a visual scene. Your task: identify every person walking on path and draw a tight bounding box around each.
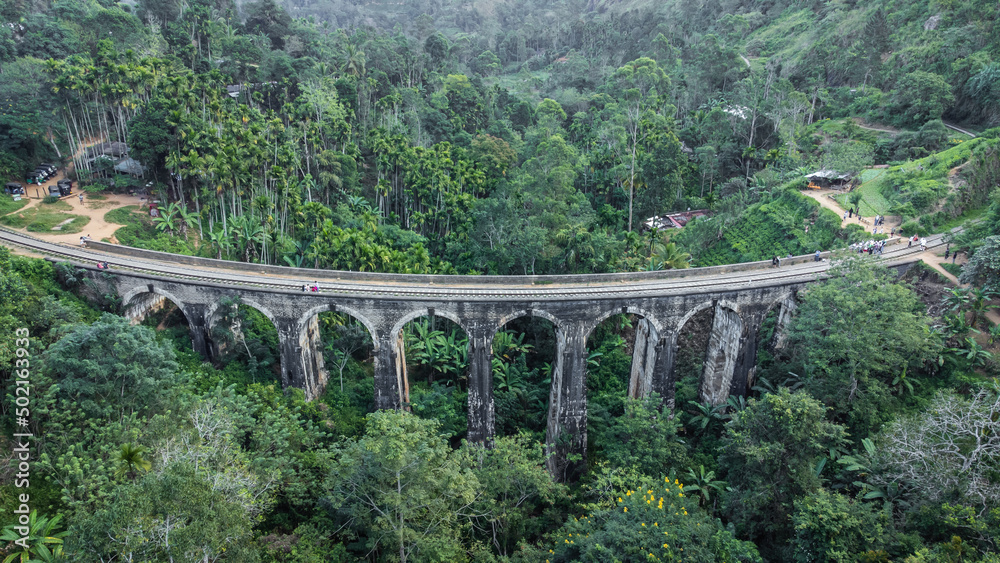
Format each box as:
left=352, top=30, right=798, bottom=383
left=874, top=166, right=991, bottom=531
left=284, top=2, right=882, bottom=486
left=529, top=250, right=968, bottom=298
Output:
left=848, top=209, right=853, bottom=218
left=844, top=210, right=848, bottom=221
left=920, top=237, right=927, bottom=251
left=78, top=193, right=84, bottom=204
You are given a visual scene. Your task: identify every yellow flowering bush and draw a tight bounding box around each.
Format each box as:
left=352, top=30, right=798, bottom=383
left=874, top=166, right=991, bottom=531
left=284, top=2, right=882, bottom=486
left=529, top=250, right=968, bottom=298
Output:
left=547, top=477, right=761, bottom=562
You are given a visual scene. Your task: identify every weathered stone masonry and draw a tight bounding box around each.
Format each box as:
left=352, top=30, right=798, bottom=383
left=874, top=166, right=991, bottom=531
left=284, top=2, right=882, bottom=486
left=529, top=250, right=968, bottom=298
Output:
left=114, top=271, right=803, bottom=480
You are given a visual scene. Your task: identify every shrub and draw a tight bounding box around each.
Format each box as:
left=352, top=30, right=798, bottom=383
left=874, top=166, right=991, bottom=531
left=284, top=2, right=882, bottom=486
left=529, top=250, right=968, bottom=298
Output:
left=42, top=195, right=60, bottom=204
left=898, top=220, right=926, bottom=237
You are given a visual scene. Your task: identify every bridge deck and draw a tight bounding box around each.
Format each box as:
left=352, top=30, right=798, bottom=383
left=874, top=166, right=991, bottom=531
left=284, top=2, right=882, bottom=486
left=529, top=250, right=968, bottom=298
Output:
left=0, top=227, right=946, bottom=301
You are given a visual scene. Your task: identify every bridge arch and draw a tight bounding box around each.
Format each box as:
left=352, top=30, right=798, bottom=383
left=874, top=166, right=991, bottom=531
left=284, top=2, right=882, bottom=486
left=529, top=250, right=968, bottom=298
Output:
left=205, top=296, right=279, bottom=331
left=297, top=303, right=379, bottom=352
left=583, top=305, right=663, bottom=342
left=495, top=309, right=562, bottom=337
left=390, top=308, right=469, bottom=343
left=673, top=298, right=742, bottom=335
left=121, top=285, right=191, bottom=326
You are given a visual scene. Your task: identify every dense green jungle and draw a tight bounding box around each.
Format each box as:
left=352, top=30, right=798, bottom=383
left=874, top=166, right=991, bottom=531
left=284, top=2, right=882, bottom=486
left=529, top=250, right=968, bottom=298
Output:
left=1, top=0, right=1000, bottom=560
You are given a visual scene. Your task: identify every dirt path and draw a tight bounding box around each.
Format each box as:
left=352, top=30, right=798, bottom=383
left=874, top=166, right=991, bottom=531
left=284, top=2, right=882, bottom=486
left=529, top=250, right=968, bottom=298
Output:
left=802, top=188, right=901, bottom=232
left=943, top=121, right=976, bottom=138
left=851, top=118, right=900, bottom=134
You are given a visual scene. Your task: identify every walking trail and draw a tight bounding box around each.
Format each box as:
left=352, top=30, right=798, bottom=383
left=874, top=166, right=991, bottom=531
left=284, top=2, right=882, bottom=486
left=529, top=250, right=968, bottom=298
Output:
left=803, top=187, right=900, bottom=231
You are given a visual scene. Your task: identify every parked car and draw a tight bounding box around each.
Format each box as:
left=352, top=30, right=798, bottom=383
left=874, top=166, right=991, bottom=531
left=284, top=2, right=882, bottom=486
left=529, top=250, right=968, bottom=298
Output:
left=4, top=182, right=24, bottom=195
left=57, top=179, right=72, bottom=196
left=26, top=171, right=45, bottom=184
left=48, top=184, right=62, bottom=197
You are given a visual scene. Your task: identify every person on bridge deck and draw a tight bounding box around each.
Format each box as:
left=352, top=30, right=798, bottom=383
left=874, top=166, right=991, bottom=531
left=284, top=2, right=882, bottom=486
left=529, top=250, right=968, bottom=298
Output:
left=311, top=282, right=319, bottom=292
left=302, top=284, right=309, bottom=292
left=815, top=250, right=821, bottom=262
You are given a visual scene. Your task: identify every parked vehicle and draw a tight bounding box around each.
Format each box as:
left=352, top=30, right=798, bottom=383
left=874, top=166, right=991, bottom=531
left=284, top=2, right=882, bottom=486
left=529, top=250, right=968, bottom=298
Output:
left=48, top=185, right=62, bottom=197
left=57, top=179, right=72, bottom=196
left=4, top=182, right=24, bottom=195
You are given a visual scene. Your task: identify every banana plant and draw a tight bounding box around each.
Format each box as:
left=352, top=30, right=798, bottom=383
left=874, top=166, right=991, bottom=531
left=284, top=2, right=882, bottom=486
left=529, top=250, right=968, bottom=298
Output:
left=946, top=338, right=994, bottom=369
left=0, top=511, right=68, bottom=563
left=891, top=366, right=919, bottom=397
left=686, top=400, right=728, bottom=434
left=684, top=465, right=726, bottom=507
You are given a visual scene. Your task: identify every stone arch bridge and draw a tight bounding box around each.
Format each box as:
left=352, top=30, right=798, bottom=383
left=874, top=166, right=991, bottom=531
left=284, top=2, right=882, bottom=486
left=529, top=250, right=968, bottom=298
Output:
left=0, top=229, right=939, bottom=479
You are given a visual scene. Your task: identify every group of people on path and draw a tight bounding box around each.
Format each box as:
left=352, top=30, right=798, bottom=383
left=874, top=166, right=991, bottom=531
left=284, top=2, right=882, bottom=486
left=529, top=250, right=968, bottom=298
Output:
left=301, top=282, right=320, bottom=292
left=907, top=235, right=928, bottom=251
left=842, top=208, right=892, bottom=229
left=852, top=239, right=887, bottom=255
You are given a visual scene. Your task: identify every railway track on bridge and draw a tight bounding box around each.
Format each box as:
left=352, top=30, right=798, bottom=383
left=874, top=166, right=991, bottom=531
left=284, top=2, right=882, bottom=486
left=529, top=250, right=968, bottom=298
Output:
left=0, top=227, right=949, bottom=301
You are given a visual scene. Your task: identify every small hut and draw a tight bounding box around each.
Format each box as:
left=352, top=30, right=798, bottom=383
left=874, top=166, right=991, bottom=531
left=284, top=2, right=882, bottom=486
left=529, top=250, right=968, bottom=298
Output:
left=805, top=169, right=853, bottom=189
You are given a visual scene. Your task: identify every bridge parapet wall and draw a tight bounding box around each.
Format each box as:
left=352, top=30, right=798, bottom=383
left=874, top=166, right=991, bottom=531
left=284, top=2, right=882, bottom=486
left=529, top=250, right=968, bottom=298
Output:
left=86, top=240, right=850, bottom=285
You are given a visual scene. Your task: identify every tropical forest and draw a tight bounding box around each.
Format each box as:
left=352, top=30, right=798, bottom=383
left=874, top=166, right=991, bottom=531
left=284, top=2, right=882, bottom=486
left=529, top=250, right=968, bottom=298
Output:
left=1, top=0, right=1000, bottom=560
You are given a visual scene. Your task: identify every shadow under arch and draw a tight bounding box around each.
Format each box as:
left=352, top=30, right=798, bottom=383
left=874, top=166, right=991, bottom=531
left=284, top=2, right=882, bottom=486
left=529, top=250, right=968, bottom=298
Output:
left=584, top=306, right=663, bottom=407
left=751, top=291, right=799, bottom=388
left=491, top=310, right=561, bottom=440
left=204, top=295, right=282, bottom=383
left=393, top=309, right=472, bottom=444
left=495, top=309, right=562, bottom=337
left=669, top=298, right=746, bottom=410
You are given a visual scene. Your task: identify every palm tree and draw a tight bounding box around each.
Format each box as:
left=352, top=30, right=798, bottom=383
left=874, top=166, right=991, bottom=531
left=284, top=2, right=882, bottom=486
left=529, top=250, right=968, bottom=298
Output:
left=647, top=235, right=692, bottom=270
left=341, top=44, right=366, bottom=78
left=176, top=204, right=199, bottom=242
left=114, top=442, right=151, bottom=482
left=0, top=511, right=68, bottom=563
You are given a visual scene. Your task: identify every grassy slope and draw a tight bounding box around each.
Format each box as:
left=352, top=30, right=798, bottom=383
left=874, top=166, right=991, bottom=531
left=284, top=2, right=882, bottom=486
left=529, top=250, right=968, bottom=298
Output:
left=0, top=194, right=29, bottom=216
left=0, top=200, right=90, bottom=234
left=833, top=138, right=984, bottom=218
